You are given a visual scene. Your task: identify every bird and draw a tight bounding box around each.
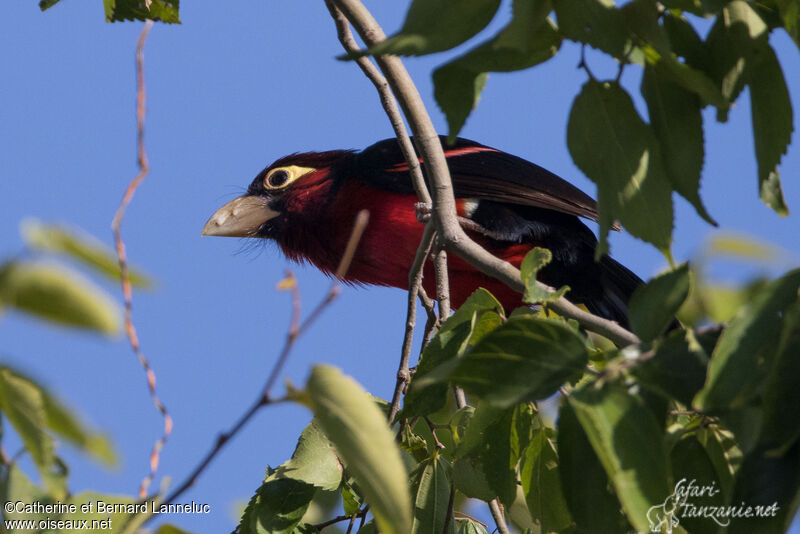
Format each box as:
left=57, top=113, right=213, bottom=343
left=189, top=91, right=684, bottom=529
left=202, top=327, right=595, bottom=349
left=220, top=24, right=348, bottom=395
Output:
left=202, top=137, right=642, bottom=327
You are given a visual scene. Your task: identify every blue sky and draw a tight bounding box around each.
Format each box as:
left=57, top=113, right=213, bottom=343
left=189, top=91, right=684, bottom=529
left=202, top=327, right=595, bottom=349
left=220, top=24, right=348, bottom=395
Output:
left=2, top=1, right=799, bottom=532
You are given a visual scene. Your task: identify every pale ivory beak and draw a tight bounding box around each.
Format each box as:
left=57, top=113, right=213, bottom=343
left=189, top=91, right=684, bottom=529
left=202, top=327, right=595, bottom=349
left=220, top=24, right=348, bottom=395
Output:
left=201, top=195, right=279, bottom=237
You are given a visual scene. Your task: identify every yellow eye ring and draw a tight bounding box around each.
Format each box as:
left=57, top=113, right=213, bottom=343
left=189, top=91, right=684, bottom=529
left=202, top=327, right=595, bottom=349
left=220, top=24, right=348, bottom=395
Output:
left=263, top=165, right=316, bottom=191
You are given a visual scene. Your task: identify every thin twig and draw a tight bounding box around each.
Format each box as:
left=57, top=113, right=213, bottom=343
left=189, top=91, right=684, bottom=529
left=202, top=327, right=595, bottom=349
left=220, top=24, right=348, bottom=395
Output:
left=323, top=0, right=430, bottom=205
left=156, top=211, right=370, bottom=510
left=314, top=506, right=369, bottom=532
left=388, top=223, right=435, bottom=422
left=488, top=500, right=511, bottom=534
left=424, top=416, right=446, bottom=450
left=110, top=20, right=171, bottom=499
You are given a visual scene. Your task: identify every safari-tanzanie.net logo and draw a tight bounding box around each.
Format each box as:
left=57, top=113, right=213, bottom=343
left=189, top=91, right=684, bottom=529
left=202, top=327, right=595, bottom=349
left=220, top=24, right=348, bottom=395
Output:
left=646, top=478, right=779, bottom=533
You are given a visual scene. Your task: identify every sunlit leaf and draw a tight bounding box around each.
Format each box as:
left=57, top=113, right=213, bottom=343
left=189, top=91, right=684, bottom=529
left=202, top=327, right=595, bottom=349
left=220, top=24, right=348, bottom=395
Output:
left=553, top=0, right=631, bottom=58
left=454, top=403, right=516, bottom=506
left=567, top=80, right=673, bottom=257
left=706, top=0, right=768, bottom=121
left=434, top=0, right=560, bottom=138
left=404, top=289, right=503, bottom=417
left=104, top=0, right=180, bottom=24
left=306, top=365, right=411, bottom=533
left=456, top=517, right=489, bottom=533
left=642, top=66, right=716, bottom=225
left=749, top=44, right=793, bottom=215
left=695, top=269, right=800, bottom=411
left=520, top=429, right=571, bottom=532
left=274, top=420, right=342, bottom=491
left=22, top=220, right=152, bottom=288
left=520, top=247, right=569, bottom=304
left=357, top=0, right=500, bottom=57
left=410, top=455, right=454, bottom=534
left=416, top=317, right=588, bottom=408
left=236, top=473, right=316, bottom=534
left=568, top=383, right=670, bottom=533
left=0, top=261, right=121, bottom=335
left=0, top=368, right=53, bottom=472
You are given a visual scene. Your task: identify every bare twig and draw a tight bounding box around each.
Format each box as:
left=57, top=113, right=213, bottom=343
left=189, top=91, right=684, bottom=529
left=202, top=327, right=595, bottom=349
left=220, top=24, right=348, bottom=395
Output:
left=110, top=20, right=172, bottom=499
left=314, top=506, right=370, bottom=532
left=488, top=500, right=511, bottom=534
left=157, top=211, right=370, bottom=509
left=323, top=0, right=430, bottom=205
left=388, top=223, right=435, bottom=422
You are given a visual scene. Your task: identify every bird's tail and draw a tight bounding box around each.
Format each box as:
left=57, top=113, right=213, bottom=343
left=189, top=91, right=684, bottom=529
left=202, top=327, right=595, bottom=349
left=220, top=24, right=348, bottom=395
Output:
left=583, top=256, right=644, bottom=330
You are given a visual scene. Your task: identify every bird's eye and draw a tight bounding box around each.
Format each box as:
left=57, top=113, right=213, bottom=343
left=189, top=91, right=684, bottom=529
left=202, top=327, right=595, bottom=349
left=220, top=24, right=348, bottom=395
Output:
left=266, top=169, right=290, bottom=189
left=259, top=165, right=316, bottom=192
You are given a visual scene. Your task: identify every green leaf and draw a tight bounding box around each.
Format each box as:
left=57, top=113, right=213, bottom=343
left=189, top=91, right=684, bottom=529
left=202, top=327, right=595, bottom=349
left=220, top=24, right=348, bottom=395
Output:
left=750, top=44, right=793, bottom=216
left=775, top=0, right=800, bottom=50
left=41, top=390, right=117, bottom=467
left=410, top=455, right=454, bottom=534
left=419, top=317, right=588, bottom=408
left=642, top=66, right=716, bottom=226
left=759, top=300, right=800, bottom=452
left=632, top=329, right=709, bottom=406
left=553, top=0, right=631, bottom=59
left=305, top=365, right=411, bottom=534
left=400, top=424, right=430, bottom=462
left=695, top=425, right=741, bottom=500
left=359, top=0, right=501, bottom=57
left=274, top=420, right=342, bottom=491
left=434, top=0, right=560, bottom=138
left=567, top=80, right=673, bottom=256
left=39, top=0, right=64, bottom=11
left=695, top=269, right=800, bottom=411
left=22, top=220, right=153, bottom=288
left=404, top=289, right=503, bottom=417
left=520, top=429, right=572, bottom=532
left=236, top=475, right=316, bottom=534
left=705, top=0, right=768, bottom=121
left=568, top=383, right=670, bottom=533
left=669, top=437, right=726, bottom=534
left=627, top=263, right=689, bottom=342
left=0, top=261, right=121, bottom=335
left=558, top=402, right=629, bottom=534
left=456, top=518, right=489, bottom=533
left=104, top=0, right=181, bottom=24
left=342, top=481, right=364, bottom=517
left=725, top=440, right=800, bottom=534
left=662, top=13, right=708, bottom=68
left=0, top=464, right=48, bottom=524
left=520, top=248, right=569, bottom=304
left=455, top=403, right=517, bottom=506
left=0, top=366, right=116, bottom=466
left=0, top=368, right=53, bottom=472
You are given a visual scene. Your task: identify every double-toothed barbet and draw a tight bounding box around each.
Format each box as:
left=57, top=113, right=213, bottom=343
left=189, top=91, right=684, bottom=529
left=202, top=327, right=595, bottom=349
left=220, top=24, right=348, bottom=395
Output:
left=202, top=137, right=642, bottom=327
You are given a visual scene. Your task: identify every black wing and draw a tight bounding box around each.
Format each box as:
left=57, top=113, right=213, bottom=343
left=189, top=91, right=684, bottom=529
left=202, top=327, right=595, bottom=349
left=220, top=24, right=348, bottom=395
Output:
left=354, top=136, right=617, bottom=228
